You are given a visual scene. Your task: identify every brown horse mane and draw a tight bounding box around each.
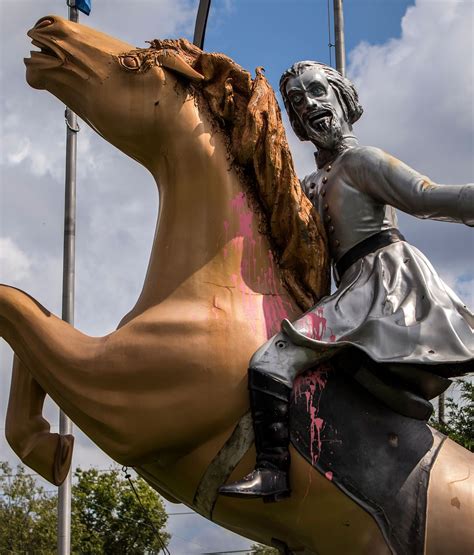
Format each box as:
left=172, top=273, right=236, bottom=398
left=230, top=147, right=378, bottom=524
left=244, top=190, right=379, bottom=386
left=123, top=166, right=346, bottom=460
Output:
left=148, top=38, right=330, bottom=309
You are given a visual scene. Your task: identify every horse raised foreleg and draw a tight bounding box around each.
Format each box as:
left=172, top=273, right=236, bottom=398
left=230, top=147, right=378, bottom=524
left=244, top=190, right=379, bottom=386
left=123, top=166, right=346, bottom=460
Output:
left=0, top=285, right=106, bottom=483
left=6, top=355, right=74, bottom=485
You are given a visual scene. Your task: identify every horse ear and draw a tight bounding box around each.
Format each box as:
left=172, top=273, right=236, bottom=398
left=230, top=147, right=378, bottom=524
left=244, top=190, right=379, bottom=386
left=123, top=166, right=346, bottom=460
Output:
left=155, top=50, right=204, bottom=82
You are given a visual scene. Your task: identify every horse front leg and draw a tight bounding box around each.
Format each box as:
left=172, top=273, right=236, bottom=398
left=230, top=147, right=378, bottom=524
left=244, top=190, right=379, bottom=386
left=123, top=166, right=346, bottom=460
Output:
left=0, top=284, right=103, bottom=483
left=6, top=355, right=74, bottom=485
left=0, top=284, right=171, bottom=475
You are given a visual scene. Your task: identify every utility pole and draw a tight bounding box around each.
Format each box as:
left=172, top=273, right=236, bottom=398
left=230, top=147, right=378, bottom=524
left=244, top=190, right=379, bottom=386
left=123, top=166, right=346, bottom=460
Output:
left=333, top=0, right=346, bottom=76
left=58, top=2, right=78, bottom=553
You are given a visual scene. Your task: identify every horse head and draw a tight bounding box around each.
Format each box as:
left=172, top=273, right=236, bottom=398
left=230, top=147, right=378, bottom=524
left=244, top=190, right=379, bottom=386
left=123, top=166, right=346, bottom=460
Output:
left=25, top=15, right=205, bottom=168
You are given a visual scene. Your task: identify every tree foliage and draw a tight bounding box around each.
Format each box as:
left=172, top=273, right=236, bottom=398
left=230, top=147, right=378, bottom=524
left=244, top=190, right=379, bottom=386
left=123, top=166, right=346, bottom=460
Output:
left=431, top=379, right=473, bottom=452
left=0, top=463, right=169, bottom=554
left=0, top=461, right=56, bottom=554
left=251, top=543, right=279, bottom=554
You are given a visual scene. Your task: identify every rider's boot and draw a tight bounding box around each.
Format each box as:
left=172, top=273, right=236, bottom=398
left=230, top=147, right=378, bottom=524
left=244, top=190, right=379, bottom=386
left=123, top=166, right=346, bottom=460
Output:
left=218, top=369, right=292, bottom=502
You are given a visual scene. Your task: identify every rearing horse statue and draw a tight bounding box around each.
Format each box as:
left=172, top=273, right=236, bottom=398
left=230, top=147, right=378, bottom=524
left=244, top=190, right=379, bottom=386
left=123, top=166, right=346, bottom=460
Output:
left=1, top=15, right=472, bottom=555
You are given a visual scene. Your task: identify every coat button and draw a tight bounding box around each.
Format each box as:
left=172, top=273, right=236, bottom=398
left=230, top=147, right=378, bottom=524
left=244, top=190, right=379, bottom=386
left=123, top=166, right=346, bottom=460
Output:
left=326, top=215, right=332, bottom=222
left=321, top=189, right=326, bottom=197
left=329, top=225, right=335, bottom=233
left=323, top=203, right=329, bottom=210
left=327, top=165, right=332, bottom=172
left=335, top=239, right=340, bottom=246
left=322, top=176, right=328, bottom=183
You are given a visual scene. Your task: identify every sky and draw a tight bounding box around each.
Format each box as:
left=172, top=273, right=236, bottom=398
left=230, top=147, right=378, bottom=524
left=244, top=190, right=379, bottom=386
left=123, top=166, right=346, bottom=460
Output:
left=0, top=0, right=473, bottom=553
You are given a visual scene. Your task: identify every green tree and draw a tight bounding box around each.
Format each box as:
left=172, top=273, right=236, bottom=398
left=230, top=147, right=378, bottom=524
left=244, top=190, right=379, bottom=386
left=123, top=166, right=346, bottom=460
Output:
left=250, top=543, right=279, bottom=554
left=431, top=379, right=473, bottom=452
left=0, top=461, right=57, bottom=554
left=71, top=467, right=170, bottom=554
left=0, top=463, right=170, bottom=554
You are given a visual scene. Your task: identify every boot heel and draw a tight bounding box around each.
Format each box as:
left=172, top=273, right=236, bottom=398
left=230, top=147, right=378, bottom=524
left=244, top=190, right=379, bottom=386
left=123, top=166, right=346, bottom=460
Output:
left=263, top=490, right=291, bottom=503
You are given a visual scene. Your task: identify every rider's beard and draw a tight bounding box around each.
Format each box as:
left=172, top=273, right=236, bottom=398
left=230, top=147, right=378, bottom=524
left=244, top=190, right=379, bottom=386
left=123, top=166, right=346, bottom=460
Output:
left=303, top=105, right=344, bottom=151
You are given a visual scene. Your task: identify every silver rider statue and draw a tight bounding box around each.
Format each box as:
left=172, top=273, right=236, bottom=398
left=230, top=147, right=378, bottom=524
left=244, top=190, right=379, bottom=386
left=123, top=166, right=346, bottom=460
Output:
left=219, top=61, right=474, bottom=502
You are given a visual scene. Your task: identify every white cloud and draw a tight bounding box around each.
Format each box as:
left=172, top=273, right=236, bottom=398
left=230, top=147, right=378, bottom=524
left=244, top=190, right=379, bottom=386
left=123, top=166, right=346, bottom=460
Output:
left=443, top=272, right=474, bottom=310
left=348, top=0, right=473, bottom=182
left=0, top=237, right=32, bottom=281
left=455, top=277, right=474, bottom=310
left=5, top=137, right=30, bottom=166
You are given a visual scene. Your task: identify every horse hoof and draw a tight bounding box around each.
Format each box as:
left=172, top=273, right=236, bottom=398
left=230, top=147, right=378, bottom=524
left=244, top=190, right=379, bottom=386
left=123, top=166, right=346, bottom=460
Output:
left=20, top=432, right=74, bottom=486
left=53, top=434, right=74, bottom=486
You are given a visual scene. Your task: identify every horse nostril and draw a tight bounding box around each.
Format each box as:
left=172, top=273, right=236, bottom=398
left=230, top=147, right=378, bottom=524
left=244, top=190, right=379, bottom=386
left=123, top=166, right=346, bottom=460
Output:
left=34, top=17, right=55, bottom=30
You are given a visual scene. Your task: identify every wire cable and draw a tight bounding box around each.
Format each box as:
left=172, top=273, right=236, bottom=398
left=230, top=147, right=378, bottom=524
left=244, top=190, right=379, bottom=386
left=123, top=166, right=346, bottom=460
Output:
left=122, top=466, right=171, bottom=555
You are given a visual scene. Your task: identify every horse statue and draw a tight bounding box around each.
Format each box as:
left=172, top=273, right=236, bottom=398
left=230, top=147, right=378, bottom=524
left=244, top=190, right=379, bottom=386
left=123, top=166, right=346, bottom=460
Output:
left=1, top=15, right=472, bottom=554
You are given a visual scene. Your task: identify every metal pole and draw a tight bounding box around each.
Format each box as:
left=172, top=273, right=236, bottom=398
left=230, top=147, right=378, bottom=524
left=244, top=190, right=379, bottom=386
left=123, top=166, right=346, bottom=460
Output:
left=193, top=0, right=211, bottom=48
left=58, top=4, right=78, bottom=554
left=333, top=0, right=346, bottom=76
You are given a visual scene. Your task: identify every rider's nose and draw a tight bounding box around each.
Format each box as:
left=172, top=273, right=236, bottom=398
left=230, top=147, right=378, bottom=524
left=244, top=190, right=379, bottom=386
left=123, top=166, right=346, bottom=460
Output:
left=304, top=95, right=319, bottom=111
left=34, top=17, right=55, bottom=30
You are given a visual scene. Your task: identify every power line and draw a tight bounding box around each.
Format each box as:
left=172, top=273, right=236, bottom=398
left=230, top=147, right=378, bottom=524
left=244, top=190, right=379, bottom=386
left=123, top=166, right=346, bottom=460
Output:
left=122, top=466, right=170, bottom=555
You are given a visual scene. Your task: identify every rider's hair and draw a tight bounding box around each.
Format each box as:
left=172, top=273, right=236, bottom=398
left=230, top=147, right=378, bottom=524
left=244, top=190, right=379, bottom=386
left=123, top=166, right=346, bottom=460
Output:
left=279, top=61, right=363, bottom=141
left=145, top=39, right=330, bottom=309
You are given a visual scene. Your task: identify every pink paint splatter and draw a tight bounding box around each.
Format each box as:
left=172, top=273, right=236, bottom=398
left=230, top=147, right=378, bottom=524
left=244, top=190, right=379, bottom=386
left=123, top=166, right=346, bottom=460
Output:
left=325, top=471, right=333, bottom=481
left=302, top=308, right=327, bottom=340
left=230, top=272, right=258, bottom=334
left=262, top=250, right=291, bottom=336
left=294, top=368, right=328, bottom=465
left=293, top=307, right=337, bottom=344
left=224, top=192, right=293, bottom=337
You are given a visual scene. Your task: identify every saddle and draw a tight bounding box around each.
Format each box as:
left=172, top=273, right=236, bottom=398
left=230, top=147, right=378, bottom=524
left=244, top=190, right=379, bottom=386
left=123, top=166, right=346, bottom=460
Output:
left=290, top=366, right=446, bottom=555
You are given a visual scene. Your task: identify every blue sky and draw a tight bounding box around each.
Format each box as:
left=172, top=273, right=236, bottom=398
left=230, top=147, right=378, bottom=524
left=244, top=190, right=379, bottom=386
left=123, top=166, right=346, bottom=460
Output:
left=204, top=0, right=414, bottom=87
left=0, top=1, right=472, bottom=553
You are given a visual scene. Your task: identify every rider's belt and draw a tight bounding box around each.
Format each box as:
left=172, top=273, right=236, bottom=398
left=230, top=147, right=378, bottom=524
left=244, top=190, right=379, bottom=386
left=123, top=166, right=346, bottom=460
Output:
left=335, top=228, right=406, bottom=281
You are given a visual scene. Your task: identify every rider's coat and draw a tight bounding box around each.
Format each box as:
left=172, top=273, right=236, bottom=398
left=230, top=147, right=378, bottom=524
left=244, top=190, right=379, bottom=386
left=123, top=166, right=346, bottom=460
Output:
left=249, top=141, right=474, bottom=388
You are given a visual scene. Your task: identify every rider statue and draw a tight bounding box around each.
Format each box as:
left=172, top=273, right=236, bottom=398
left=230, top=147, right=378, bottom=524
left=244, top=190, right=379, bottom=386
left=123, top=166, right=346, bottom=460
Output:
left=219, top=61, right=474, bottom=502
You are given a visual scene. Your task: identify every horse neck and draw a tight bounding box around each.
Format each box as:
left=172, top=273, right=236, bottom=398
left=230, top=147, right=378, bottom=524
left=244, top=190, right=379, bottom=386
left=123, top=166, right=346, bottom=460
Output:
left=127, top=100, right=292, bottom=317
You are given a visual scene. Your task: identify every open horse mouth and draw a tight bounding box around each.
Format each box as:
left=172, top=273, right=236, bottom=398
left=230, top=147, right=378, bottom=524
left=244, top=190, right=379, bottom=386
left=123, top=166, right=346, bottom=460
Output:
left=25, top=18, right=64, bottom=68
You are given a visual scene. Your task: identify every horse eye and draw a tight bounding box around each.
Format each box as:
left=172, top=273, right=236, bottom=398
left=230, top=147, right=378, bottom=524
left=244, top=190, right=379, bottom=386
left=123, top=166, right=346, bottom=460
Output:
left=120, top=56, right=140, bottom=70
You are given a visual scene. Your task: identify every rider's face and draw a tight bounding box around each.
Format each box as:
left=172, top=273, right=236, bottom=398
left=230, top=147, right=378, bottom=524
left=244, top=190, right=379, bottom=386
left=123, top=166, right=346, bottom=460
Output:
left=285, top=68, right=350, bottom=149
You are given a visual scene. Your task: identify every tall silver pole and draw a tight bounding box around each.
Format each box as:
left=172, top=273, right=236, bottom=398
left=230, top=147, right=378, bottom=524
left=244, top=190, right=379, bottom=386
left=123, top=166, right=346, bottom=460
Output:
left=333, top=0, right=346, bottom=76
left=58, top=4, right=78, bottom=554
